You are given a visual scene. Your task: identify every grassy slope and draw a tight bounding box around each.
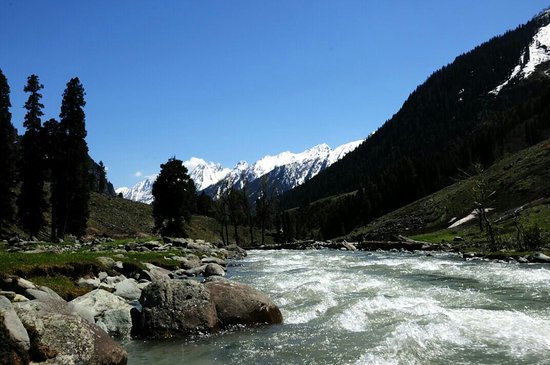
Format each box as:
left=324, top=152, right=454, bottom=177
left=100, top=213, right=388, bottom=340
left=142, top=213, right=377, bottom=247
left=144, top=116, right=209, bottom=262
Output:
left=88, top=194, right=275, bottom=246
left=345, top=139, right=550, bottom=244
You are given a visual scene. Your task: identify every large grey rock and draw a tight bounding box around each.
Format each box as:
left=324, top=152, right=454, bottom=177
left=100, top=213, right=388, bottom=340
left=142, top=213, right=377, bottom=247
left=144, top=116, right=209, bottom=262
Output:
left=201, top=257, right=227, bottom=266
left=204, top=263, right=226, bottom=277
left=132, top=279, right=218, bottom=339
left=172, top=254, right=202, bottom=270
left=71, top=289, right=133, bottom=338
left=183, top=264, right=207, bottom=277
left=15, top=303, right=127, bottom=365
left=143, top=263, right=172, bottom=281
left=205, top=281, right=283, bottom=327
left=0, top=295, right=30, bottom=353
left=114, top=278, right=141, bottom=301
left=187, top=242, right=214, bottom=252
left=23, top=285, right=95, bottom=324
left=528, top=252, right=550, bottom=263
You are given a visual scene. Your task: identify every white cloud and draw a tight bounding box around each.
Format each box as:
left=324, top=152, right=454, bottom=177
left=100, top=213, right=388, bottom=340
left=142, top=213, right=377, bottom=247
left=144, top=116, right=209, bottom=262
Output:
left=134, top=171, right=143, bottom=177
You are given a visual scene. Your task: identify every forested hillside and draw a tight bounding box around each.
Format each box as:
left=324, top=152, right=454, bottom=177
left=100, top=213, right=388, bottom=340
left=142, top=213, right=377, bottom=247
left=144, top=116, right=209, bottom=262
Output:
left=280, top=10, right=550, bottom=240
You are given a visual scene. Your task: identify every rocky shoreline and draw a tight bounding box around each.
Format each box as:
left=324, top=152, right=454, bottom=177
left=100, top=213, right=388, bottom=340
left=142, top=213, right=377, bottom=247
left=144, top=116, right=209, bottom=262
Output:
left=254, top=235, right=550, bottom=264
left=0, top=238, right=282, bottom=365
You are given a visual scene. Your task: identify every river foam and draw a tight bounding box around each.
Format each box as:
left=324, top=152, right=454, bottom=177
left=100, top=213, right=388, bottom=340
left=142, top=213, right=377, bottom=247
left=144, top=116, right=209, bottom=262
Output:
left=126, top=250, right=550, bottom=365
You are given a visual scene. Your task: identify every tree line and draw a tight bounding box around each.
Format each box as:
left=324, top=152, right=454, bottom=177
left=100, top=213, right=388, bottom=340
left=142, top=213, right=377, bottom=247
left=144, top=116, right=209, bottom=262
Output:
left=151, top=160, right=278, bottom=246
left=0, top=70, right=100, bottom=241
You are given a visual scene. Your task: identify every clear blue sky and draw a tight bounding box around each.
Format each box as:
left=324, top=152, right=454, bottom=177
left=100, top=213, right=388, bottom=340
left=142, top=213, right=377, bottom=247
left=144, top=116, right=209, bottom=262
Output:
left=1, top=1, right=549, bottom=188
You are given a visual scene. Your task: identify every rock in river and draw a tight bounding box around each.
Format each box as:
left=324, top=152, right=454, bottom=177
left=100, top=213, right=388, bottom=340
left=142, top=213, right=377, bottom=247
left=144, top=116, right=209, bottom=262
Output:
left=205, top=280, right=283, bottom=327
left=132, top=279, right=218, bottom=339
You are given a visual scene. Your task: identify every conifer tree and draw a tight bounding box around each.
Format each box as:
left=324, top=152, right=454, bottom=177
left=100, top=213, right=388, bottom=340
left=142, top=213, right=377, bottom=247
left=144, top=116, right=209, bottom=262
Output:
left=18, top=75, right=47, bottom=238
left=0, top=69, right=17, bottom=235
left=50, top=78, right=90, bottom=239
left=98, top=161, right=107, bottom=194
left=152, top=157, right=196, bottom=237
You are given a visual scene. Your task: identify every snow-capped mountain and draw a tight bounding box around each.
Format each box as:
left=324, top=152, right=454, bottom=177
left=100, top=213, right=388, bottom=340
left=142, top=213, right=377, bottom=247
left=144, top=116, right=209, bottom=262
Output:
left=490, top=9, right=550, bottom=95
left=184, top=157, right=231, bottom=191
left=116, top=139, right=363, bottom=204
left=203, top=139, right=364, bottom=199
left=115, top=158, right=230, bottom=204
left=116, top=177, right=156, bottom=204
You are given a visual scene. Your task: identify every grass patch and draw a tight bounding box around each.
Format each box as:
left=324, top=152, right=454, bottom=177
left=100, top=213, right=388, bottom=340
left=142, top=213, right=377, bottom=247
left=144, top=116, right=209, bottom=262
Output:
left=29, top=275, right=90, bottom=301
left=410, top=230, right=461, bottom=243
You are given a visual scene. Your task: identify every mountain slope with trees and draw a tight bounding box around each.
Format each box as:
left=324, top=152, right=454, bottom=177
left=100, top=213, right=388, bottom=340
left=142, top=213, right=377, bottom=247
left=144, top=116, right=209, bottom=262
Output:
left=279, top=9, right=550, bottom=240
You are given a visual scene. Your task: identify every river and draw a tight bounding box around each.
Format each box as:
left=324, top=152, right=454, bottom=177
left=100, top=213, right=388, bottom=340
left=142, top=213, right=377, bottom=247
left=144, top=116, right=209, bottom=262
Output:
left=124, top=250, right=550, bottom=364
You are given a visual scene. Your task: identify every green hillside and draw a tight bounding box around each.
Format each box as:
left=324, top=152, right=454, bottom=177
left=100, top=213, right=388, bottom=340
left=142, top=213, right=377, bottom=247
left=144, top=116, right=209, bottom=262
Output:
left=279, top=11, right=550, bottom=240
left=345, top=139, right=550, bottom=246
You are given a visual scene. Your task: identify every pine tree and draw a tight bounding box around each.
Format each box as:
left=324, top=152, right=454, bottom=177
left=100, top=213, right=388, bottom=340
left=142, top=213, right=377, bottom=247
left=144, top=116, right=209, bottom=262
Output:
left=0, top=69, right=17, bottom=235
left=152, top=157, right=196, bottom=237
left=51, top=78, right=90, bottom=239
left=98, top=161, right=107, bottom=194
left=17, top=75, right=47, bottom=238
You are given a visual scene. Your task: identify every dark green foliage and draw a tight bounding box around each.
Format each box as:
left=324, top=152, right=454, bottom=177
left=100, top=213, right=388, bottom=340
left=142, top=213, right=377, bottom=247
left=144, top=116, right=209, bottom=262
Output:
left=227, top=186, right=247, bottom=245
left=50, top=78, right=90, bottom=239
left=523, top=225, right=543, bottom=249
left=280, top=13, right=550, bottom=240
left=17, top=74, right=47, bottom=237
left=0, top=69, right=17, bottom=235
left=97, top=160, right=107, bottom=193
left=196, top=191, right=214, bottom=216
left=152, top=157, right=196, bottom=237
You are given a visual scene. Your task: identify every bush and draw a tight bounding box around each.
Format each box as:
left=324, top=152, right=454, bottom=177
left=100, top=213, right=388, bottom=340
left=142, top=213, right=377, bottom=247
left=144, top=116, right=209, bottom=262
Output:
left=523, top=225, right=543, bottom=249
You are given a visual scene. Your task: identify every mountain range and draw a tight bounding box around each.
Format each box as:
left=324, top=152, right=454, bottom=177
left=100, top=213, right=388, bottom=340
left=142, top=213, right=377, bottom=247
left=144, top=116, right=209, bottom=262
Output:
left=115, top=139, right=363, bottom=204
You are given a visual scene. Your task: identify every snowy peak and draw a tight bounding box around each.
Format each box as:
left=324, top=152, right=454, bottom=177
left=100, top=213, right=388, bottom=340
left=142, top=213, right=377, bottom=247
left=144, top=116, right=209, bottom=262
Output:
left=116, top=139, right=364, bottom=204
left=115, top=158, right=230, bottom=204
left=184, top=157, right=231, bottom=191
left=490, top=15, right=550, bottom=95
left=115, top=176, right=156, bottom=204
left=204, top=139, right=364, bottom=198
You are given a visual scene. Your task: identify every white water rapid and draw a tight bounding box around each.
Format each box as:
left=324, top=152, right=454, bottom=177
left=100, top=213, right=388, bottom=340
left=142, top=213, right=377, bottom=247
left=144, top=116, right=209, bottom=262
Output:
left=125, top=250, right=550, bottom=365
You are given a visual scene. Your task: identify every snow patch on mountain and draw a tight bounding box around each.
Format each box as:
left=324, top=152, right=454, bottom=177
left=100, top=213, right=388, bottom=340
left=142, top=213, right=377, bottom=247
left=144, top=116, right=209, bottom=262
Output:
left=184, top=157, right=231, bottom=191
left=490, top=19, right=550, bottom=95
left=204, top=139, right=364, bottom=198
left=115, top=158, right=230, bottom=204
left=116, top=176, right=156, bottom=204
left=116, top=139, right=364, bottom=204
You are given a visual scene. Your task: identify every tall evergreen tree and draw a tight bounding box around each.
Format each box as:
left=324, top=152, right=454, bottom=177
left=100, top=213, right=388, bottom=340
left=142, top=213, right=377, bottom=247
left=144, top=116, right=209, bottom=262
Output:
left=17, top=75, right=47, bottom=238
left=152, top=157, right=196, bottom=237
left=97, top=161, right=107, bottom=194
left=50, top=78, right=90, bottom=239
left=0, top=69, right=17, bottom=235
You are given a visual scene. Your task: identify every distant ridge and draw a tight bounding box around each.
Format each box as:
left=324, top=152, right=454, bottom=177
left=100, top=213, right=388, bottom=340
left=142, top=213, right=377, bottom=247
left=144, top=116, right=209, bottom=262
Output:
left=116, top=139, right=363, bottom=204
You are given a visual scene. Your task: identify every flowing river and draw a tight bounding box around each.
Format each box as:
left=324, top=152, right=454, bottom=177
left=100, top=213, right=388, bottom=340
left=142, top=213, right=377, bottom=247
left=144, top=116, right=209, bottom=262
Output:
left=124, top=250, right=550, bottom=364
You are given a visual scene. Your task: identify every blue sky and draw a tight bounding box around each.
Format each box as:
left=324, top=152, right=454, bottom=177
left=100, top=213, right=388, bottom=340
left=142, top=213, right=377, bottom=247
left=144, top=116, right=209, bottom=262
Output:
left=1, top=1, right=549, bottom=188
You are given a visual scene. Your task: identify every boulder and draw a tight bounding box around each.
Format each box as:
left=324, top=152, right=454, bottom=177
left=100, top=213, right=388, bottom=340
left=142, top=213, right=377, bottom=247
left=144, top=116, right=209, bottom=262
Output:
left=143, top=263, right=171, bottom=281
left=172, top=255, right=202, bottom=270
left=114, top=278, right=141, bottom=301
left=163, top=237, right=188, bottom=247
left=0, top=295, right=30, bottom=364
left=187, top=242, right=214, bottom=252
left=201, top=257, right=227, bottom=266
left=204, top=263, right=226, bottom=277
left=71, top=289, right=133, bottom=338
left=528, top=252, right=550, bottom=263
left=183, top=264, right=207, bottom=277
left=0, top=311, right=29, bottom=365
left=132, top=279, right=218, bottom=339
left=15, top=304, right=127, bottom=365
left=77, top=277, right=101, bottom=289
left=205, top=281, right=283, bottom=327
